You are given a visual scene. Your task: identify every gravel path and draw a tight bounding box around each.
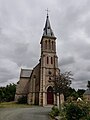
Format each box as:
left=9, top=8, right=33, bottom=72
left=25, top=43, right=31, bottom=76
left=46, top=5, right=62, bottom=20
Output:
left=0, top=107, right=51, bottom=120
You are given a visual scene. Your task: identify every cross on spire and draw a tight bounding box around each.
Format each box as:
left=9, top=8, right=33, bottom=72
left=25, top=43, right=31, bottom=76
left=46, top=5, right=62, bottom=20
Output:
left=43, top=9, right=55, bottom=37
left=45, top=8, right=50, bottom=17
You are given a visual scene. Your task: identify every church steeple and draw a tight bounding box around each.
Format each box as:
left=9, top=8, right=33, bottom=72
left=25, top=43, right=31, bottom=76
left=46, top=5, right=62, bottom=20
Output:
left=43, top=14, right=55, bottom=37
left=40, top=14, right=56, bottom=54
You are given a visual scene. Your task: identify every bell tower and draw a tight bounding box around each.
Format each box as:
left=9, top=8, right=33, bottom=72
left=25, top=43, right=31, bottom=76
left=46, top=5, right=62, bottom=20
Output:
left=40, top=14, right=58, bottom=68
left=39, top=14, right=60, bottom=106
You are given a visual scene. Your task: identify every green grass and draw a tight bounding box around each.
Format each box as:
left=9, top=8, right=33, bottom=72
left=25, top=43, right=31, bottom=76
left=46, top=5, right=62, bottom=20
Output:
left=0, top=102, right=31, bottom=108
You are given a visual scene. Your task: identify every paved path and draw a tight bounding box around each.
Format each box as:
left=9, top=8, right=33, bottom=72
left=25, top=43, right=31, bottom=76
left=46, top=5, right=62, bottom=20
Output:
left=0, top=107, right=51, bottom=120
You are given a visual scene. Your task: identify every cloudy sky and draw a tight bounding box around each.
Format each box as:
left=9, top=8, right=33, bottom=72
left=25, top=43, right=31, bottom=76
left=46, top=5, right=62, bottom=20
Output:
left=0, top=0, right=90, bottom=90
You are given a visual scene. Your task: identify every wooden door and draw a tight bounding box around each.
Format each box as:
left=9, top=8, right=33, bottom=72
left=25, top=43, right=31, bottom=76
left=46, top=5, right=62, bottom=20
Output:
left=47, top=86, right=53, bottom=104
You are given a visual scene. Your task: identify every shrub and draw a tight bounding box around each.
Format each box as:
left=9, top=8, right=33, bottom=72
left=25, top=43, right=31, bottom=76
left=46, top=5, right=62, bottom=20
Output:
left=64, top=101, right=90, bottom=120
left=49, top=106, right=60, bottom=118
left=17, top=96, right=27, bottom=104
left=65, top=103, right=82, bottom=120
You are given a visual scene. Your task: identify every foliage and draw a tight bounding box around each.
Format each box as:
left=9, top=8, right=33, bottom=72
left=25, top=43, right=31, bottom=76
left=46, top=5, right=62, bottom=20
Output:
left=77, top=89, right=85, bottom=98
left=65, top=103, right=82, bottom=120
left=64, top=87, right=85, bottom=101
left=49, top=106, right=60, bottom=118
left=17, top=96, right=27, bottom=104
left=63, top=101, right=90, bottom=120
left=50, top=101, right=90, bottom=120
left=0, top=83, right=16, bottom=102
left=54, top=71, right=73, bottom=94
left=64, top=87, right=76, bottom=100
left=87, top=81, right=90, bottom=89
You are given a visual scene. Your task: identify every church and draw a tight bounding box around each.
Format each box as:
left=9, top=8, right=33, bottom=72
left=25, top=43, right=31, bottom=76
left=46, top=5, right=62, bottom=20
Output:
left=15, top=13, right=64, bottom=106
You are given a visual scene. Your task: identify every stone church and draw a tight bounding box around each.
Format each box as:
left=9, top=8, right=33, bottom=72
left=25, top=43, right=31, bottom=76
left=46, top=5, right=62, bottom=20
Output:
left=15, top=14, right=64, bottom=106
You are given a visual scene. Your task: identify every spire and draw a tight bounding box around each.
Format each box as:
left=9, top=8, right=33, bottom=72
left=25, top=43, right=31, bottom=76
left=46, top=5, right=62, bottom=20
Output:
left=43, top=14, right=55, bottom=37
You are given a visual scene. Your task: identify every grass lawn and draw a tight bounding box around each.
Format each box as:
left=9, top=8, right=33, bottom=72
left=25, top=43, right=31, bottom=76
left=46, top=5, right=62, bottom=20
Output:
left=0, top=102, right=31, bottom=108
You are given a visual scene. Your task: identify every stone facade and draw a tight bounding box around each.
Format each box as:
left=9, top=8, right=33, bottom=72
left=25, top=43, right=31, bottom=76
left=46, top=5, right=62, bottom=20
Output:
left=15, top=14, right=64, bottom=106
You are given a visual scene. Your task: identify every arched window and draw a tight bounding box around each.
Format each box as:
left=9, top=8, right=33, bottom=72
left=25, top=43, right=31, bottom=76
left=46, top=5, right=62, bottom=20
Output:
left=49, top=39, right=51, bottom=49
left=47, top=57, right=49, bottom=64
left=51, top=57, right=53, bottom=64
left=45, top=40, right=47, bottom=49
left=52, top=41, right=54, bottom=50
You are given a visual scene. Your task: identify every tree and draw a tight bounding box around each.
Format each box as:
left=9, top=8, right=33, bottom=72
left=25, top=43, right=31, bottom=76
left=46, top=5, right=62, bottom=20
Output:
left=53, top=71, right=73, bottom=94
left=53, top=71, right=73, bottom=109
left=87, top=81, right=90, bottom=89
left=77, top=89, right=85, bottom=98
left=0, top=83, right=16, bottom=102
left=64, top=87, right=76, bottom=100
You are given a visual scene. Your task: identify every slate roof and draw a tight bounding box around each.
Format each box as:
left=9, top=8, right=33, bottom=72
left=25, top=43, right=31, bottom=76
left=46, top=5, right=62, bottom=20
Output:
left=84, top=89, right=90, bottom=95
left=20, top=69, right=32, bottom=78
left=43, top=14, right=55, bottom=37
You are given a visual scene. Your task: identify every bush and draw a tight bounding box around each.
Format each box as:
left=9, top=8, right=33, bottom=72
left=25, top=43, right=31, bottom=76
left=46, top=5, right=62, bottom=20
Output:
left=49, top=106, right=60, bottom=118
left=64, top=101, right=90, bottom=120
left=17, top=96, right=27, bottom=104
left=65, top=103, right=82, bottom=120
left=0, top=84, right=16, bottom=102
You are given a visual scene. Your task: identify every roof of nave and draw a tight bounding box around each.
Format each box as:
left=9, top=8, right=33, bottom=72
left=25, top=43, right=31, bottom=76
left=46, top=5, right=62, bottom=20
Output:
left=20, top=69, right=32, bottom=78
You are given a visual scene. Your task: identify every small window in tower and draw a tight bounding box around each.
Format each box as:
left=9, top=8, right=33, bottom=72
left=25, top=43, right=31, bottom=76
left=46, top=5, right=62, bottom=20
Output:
left=47, top=57, right=49, bottom=64
left=48, top=71, right=52, bottom=75
left=52, top=41, right=54, bottom=50
left=51, top=57, right=53, bottom=64
left=49, top=77, right=51, bottom=80
left=51, top=32, right=53, bottom=36
left=49, top=39, right=51, bottom=49
left=45, top=40, right=47, bottom=49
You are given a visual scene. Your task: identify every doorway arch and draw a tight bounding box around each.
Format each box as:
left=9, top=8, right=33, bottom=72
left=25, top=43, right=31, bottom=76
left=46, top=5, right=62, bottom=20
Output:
left=47, top=86, right=53, bottom=104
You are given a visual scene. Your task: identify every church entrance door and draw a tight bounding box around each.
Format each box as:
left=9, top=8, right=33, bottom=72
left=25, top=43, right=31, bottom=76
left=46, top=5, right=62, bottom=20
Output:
left=47, top=86, right=53, bottom=104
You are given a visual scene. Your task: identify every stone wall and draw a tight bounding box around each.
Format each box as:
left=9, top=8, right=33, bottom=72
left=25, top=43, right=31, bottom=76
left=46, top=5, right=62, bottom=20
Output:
left=28, top=63, right=40, bottom=105
left=15, top=77, right=29, bottom=101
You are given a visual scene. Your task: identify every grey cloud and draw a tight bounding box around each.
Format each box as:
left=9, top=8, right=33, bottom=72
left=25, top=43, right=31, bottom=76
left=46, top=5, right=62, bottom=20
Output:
left=0, top=58, right=19, bottom=84
left=60, top=56, right=75, bottom=66
left=0, top=0, right=90, bottom=90
left=74, top=71, right=90, bottom=82
left=81, top=50, right=90, bottom=60
left=87, top=66, right=90, bottom=71
left=12, top=42, right=39, bottom=67
left=71, top=80, right=87, bottom=90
